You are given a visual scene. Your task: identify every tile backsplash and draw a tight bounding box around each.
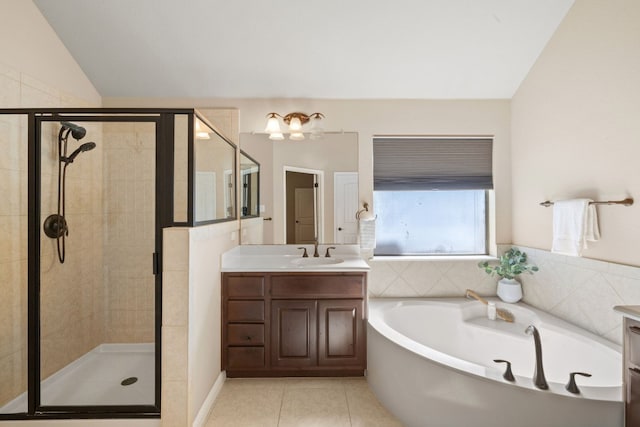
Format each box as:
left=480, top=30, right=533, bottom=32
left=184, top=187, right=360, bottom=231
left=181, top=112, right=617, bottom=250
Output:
left=368, top=246, right=640, bottom=345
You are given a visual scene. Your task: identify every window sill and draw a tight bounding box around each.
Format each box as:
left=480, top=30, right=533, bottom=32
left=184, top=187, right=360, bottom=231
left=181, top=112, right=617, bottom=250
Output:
left=370, top=255, right=497, bottom=262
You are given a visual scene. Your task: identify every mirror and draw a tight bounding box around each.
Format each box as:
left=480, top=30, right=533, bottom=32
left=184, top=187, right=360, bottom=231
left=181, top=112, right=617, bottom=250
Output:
left=239, top=132, right=358, bottom=244
left=194, top=116, right=236, bottom=223
left=240, top=150, right=260, bottom=217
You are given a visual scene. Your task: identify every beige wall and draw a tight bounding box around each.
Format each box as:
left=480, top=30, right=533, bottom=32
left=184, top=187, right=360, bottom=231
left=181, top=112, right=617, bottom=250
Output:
left=106, top=98, right=513, bottom=249
left=0, top=0, right=102, bottom=407
left=0, top=0, right=100, bottom=106
left=161, top=222, right=238, bottom=427
left=511, top=0, right=640, bottom=266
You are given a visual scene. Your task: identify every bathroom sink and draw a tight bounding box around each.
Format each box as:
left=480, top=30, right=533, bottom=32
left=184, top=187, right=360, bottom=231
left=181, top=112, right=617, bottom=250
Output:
left=290, top=257, right=345, bottom=266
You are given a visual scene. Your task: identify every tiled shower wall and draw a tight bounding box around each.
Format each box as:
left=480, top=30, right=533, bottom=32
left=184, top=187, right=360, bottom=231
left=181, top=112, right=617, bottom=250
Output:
left=103, top=123, right=156, bottom=343
left=39, top=119, right=105, bottom=381
left=368, top=246, right=640, bottom=346
left=0, top=61, right=102, bottom=406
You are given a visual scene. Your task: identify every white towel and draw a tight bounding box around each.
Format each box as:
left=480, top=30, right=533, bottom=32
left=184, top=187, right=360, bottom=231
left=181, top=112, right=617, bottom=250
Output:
left=358, top=218, right=376, bottom=250
left=551, top=199, right=600, bottom=256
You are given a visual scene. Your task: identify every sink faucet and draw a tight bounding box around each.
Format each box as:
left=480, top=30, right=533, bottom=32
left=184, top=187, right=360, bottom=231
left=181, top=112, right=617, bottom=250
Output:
left=313, top=240, right=320, bottom=257
left=525, top=325, right=548, bottom=390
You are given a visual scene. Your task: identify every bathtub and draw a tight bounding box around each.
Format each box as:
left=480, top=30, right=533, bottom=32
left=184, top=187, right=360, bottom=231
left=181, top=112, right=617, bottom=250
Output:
left=367, top=298, right=623, bottom=427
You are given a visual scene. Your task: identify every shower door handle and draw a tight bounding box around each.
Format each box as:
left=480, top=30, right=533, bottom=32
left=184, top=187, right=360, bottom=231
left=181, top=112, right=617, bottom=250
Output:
left=153, top=252, right=161, bottom=275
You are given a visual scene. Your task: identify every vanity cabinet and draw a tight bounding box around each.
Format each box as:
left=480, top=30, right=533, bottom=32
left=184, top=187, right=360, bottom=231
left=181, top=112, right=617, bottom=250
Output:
left=222, top=272, right=366, bottom=377
left=625, top=317, right=640, bottom=427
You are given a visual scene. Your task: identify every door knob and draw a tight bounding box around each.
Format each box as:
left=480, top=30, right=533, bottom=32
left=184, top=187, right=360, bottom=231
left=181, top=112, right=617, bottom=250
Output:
left=338, top=227, right=343, bottom=231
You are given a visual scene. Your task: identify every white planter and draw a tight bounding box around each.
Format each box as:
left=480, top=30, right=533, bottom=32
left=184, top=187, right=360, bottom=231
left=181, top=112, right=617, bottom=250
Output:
left=496, top=278, right=522, bottom=303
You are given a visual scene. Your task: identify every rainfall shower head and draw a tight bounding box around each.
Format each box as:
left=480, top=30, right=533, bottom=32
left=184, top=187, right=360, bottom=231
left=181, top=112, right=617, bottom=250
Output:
left=60, top=121, right=87, bottom=140
left=62, top=142, right=96, bottom=164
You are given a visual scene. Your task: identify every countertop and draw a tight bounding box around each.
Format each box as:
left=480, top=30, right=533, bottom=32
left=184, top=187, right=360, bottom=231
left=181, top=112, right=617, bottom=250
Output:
left=221, top=244, right=370, bottom=272
left=613, top=305, right=640, bottom=322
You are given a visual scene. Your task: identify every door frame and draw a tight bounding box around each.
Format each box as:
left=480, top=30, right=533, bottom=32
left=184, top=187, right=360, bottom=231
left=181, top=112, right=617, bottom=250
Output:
left=282, top=166, right=324, bottom=244
left=333, top=172, right=359, bottom=244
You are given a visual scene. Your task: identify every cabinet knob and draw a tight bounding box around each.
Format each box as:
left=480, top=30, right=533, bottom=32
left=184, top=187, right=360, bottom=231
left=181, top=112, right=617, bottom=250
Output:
left=245, top=336, right=252, bottom=341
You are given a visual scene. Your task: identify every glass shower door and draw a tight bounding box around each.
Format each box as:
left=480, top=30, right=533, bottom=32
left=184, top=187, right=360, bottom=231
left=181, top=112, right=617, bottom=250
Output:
left=39, top=119, right=157, bottom=408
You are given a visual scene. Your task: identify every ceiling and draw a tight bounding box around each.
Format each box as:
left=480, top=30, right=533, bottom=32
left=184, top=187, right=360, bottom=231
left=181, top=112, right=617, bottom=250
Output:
left=34, top=0, right=574, bottom=100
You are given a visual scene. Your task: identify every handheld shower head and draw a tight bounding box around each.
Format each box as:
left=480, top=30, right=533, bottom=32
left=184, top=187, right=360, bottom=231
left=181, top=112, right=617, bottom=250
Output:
left=62, top=142, right=96, bottom=164
left=60, top=121, right=87, bottom=140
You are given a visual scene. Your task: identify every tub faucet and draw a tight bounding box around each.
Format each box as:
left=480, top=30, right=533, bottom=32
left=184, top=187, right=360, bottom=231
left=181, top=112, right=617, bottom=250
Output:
left=525, top=325, right=548, bottom=390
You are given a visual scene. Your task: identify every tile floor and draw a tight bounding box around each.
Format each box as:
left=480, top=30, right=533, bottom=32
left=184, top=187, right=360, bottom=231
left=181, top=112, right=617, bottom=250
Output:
left=204, top=377, right=403, bottom=427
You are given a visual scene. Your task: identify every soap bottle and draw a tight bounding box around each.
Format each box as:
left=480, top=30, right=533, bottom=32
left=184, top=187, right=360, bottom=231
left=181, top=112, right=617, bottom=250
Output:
left=487, top=302, right=497, bottom=320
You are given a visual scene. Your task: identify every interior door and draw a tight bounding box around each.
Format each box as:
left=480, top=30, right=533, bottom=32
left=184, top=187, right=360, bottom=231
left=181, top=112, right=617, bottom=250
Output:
left=334, top=172, right=358, bottom=243
left=294, top=188, right=316, bottom=243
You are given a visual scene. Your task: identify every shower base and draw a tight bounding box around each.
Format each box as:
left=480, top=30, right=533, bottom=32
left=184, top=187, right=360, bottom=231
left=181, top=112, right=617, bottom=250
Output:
left=1, top=343, right=155, bottom=412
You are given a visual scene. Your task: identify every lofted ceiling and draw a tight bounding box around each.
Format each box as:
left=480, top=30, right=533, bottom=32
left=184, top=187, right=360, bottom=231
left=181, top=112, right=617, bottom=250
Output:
left=33, top=0, right=574, bottom=99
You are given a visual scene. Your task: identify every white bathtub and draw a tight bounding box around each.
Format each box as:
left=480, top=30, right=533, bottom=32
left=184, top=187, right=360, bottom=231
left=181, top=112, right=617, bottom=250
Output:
left=367, top=298, right=623, bottom=427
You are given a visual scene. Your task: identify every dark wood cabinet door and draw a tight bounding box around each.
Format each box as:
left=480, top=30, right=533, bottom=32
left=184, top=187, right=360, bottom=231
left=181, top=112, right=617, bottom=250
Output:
left=271, top=300, right=317, bottom=367
left=318, top=299, right=365, bottom=367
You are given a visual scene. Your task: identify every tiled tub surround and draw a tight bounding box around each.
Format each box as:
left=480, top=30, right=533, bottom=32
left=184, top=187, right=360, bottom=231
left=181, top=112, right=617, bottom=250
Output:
left=368, top=246, right=640, bottom=346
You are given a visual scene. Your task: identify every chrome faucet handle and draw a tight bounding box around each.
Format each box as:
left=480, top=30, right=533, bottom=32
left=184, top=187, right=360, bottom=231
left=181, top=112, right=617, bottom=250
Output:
left=325, top=246, right=336, bottom=257
left=297, top=247, right=309, bottom=258
left=493, top=359, right=516, bottom=382
left=565, top=372, right=591, bottom=394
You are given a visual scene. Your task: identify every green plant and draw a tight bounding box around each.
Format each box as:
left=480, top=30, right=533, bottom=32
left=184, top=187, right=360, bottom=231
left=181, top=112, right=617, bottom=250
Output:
left=478, top=248, right=539, bottom=280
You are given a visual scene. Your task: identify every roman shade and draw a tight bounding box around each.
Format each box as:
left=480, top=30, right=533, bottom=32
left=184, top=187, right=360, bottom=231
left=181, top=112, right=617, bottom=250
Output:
left=373, top=137, right=493, bottom=191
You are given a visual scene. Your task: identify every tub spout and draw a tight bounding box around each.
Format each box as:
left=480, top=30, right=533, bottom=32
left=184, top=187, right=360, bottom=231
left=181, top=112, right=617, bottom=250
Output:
left=525, top=325, right=549, bottom=390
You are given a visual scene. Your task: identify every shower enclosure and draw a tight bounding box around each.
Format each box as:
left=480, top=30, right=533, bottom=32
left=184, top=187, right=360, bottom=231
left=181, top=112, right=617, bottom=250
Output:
left=0, top=108, right=231, bottom=420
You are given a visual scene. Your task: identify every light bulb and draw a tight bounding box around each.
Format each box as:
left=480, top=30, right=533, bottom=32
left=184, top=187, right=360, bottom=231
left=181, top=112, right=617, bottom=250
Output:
left=269, top=132, right=284, bottom=140
left=309, top=116, right=324, bottom=140
left=265, top=115, right=281, bottom=134
left=289, top=132, right=305, bottom=141
left=289, top=116, right=302, bottom=132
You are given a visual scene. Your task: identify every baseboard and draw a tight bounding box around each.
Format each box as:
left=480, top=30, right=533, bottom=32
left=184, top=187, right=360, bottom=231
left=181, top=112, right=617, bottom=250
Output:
left=192, top=371, right=226, bottom=427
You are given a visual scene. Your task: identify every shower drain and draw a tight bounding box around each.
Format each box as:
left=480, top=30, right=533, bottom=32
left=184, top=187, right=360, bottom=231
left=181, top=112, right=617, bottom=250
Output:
left=121, top=377, right=138, bottom=386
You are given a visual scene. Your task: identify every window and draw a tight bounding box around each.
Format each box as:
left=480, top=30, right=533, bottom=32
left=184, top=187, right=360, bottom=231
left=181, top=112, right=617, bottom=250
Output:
left=373, top=137, right=492, bottom=256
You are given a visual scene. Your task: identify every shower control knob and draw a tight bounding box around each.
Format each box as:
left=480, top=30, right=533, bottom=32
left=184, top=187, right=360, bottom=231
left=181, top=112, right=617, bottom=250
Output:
left=43, top=214, right=68, bottom=239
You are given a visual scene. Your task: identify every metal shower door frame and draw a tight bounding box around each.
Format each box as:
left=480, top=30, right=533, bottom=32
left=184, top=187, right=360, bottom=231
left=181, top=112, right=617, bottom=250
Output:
left=0, top=108, right=192, bottom=421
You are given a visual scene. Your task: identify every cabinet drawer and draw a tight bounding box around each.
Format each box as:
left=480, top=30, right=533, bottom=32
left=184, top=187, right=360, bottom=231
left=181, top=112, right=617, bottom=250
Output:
left=227, top=276, right=265, bottom=298
left=271, top=274, right=365, bottom=298
left=228, top=301, right=265, bottom=322
left=228, top=324, right=265, bottom=346
left=228, top=347, right=265, bottom=368
left=629, top=319, right=640, bottom=365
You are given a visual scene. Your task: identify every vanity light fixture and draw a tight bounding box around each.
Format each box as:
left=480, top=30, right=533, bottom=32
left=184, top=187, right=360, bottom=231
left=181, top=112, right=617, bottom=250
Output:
left=264, top=112, right=325, bottom=141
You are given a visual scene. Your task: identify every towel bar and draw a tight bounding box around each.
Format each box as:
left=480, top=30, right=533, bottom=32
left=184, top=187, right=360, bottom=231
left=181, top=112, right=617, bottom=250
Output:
left=540, top=198, right=633, bottom=207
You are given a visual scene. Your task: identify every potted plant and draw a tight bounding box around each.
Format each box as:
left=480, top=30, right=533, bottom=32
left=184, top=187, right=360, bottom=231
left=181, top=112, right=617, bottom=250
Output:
left=478, top=247, right=538, bottom=303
